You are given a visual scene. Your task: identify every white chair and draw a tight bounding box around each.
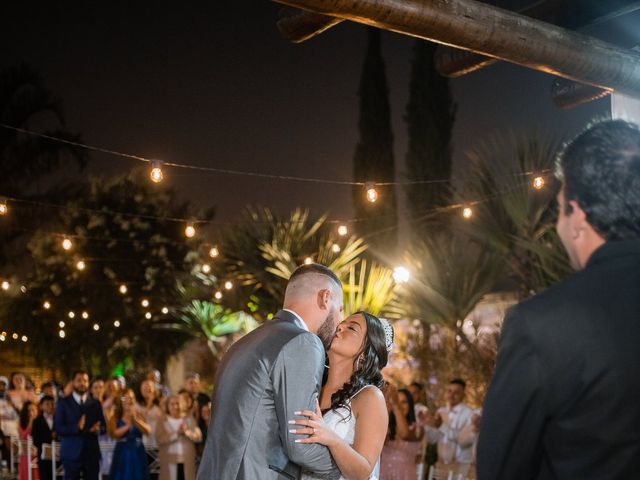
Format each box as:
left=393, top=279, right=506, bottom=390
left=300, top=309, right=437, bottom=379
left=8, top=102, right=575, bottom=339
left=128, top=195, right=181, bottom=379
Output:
left=50, top=440, right=65, bottom=478
left=10, top=436, right=37, bottom=480
left=428, top=466, right=469, bottom=480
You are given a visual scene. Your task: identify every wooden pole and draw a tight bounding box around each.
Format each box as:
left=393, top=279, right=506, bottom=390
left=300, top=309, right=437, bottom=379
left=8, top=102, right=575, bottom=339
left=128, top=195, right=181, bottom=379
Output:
left=271, top=0, right=640, bottom=98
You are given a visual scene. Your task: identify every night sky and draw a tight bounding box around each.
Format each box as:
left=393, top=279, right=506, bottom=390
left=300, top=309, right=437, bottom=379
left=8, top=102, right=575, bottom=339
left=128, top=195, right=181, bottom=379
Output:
left=5, top=1, right=636, bottom=226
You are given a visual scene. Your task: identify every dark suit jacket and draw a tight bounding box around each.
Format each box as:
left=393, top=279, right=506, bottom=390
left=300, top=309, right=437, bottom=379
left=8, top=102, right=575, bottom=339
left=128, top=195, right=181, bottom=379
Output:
left=31, top=414, right=54, bottom=458
left=53, top=394, right=105, bottom=463
left=197, top=309, right=339, bottom=480
left=477, top=240, right=640, bottom=480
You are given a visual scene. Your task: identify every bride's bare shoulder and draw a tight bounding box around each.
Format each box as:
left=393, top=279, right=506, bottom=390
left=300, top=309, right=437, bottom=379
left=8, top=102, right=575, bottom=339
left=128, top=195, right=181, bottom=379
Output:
left=352, top=385, right=386, bottom=411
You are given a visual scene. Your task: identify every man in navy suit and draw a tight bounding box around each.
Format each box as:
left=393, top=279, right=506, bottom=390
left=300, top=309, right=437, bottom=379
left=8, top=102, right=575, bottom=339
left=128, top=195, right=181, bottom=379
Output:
left=54, top=370, right=105, bottom=480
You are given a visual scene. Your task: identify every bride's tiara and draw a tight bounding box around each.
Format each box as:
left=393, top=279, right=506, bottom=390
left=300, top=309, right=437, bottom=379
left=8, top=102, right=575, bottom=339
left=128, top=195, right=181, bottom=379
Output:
left=379, top=318, right=394, bottom=352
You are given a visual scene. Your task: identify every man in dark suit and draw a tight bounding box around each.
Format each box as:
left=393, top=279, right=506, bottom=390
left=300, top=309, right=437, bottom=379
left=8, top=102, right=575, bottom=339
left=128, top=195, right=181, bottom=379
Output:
left=32, top=395, right=55, bottom=480
left=54, top=370, right=105, bottom=480
left=197, top=263, right=344, bottom=480
left=477, top=119, right=640, bottom=479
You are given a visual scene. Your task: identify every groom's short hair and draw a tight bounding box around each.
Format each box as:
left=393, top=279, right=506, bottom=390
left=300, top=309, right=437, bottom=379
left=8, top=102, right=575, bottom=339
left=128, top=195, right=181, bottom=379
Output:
left=285, top=263, right=342, bottom=300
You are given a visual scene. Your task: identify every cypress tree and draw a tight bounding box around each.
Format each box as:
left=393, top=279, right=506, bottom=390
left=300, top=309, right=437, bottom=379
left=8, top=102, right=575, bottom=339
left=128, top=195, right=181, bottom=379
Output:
left=404, top=39, right=456, bottom=237
left=352, top=27, right=397, bottom=251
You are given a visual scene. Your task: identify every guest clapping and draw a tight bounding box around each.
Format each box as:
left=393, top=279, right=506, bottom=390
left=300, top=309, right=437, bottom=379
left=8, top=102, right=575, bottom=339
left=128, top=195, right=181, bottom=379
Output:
left=156, top=395, right=201, bottom=480
left=18, top=401, right=39, bottom=480
left=136, top=379, right=163, bottom=445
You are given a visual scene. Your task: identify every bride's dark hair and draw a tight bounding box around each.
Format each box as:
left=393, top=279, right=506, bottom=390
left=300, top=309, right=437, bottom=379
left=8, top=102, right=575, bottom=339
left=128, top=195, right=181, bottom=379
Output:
left=328, top=311, right=390, bottom=414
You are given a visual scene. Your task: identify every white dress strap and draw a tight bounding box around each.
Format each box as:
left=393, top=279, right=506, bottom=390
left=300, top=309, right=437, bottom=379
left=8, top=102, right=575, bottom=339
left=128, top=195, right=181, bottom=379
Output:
left=350, top=384, right=377, bottom=399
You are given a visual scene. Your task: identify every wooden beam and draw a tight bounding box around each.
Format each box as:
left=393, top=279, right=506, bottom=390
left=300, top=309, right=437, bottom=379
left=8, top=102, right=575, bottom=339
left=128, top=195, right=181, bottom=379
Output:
left=277, top=7, right=343, bottom=43
left=271, top=0, right=640, bottom=98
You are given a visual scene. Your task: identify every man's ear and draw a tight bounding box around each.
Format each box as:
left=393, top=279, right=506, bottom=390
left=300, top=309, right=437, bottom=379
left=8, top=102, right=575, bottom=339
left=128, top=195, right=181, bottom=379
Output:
left=317, top=289, right=331, bottom=309
left=569, top=200, right=589, bottom=239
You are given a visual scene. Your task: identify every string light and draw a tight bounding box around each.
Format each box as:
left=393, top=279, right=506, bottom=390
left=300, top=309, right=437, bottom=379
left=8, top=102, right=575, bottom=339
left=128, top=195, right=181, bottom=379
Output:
left=145, top=312, right=152, bottom=319
left=184, top=223, right=196, bottom=238
left=462, top=207, right=473, bottom=219
left=224, top=281, right=233, bottom=290
left=201, top=263, right=211, bottom=274
left=59, top=321, right=65, bottom=328
left=141, top=299, right=150, bottom=308
left=21, top=335, right=28, bottom=342
left=43, top=301, right=51, bottom=310
left=0, top=198, right=7, bottom=215
left=113, top=320, right=121, bottom=327
left=76, top=260, right=86, bottom=271
left=59, top=330, right=66, bottom=338
left=532, top=175, right=545, bottom=190
left=1, top=281, right=9, bottom=291
left=12, top=333, right=18, bottom=340
left=304, top=257, right=313, bottom=265
left=93, top=323, right=100, bottom=331
left=161, top=307, right=169, bottom=314
left=62, top=238, right=73, bottom=250
left=214, top=291, right=223, bottom=300
left=68, top=311, right=75, bottom=319
left=393, top=266, right=410, bottom=284
left=337, top=225, right=348, bottom=236
left=150, top=160, right=164, bottom=183
left=331, top=244, right=341, bottom=253
left=0, top=334, right=5, bottom=342
left=119, top=284, right=128, bottom=294
left=81, top=311, right=89, bottom=319
left=20, top=285, right=26, bottom=293
left=209, top=246, right=219, bottom=258
left=365, top=182, right=378, bottom=203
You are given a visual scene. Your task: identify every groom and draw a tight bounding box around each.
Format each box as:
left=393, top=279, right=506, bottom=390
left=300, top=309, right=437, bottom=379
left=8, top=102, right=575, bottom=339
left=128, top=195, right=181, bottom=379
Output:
left=197, top=263, right=344, bottom=480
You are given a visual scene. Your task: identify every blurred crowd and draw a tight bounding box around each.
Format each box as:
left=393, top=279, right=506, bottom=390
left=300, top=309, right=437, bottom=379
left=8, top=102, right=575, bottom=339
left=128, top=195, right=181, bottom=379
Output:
left=380, top=379, right=481, bottom=480
left=0, top=370, right=211, bottom=480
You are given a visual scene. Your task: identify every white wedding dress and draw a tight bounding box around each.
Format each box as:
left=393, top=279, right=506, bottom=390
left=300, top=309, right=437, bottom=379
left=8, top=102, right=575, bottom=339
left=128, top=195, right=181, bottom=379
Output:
left=301, top=385, right=380, bottom=480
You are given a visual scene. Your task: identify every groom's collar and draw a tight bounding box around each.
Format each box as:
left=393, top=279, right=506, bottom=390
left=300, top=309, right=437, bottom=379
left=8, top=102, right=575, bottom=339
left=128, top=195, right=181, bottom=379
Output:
left=282, top=308, right=309, bottom=332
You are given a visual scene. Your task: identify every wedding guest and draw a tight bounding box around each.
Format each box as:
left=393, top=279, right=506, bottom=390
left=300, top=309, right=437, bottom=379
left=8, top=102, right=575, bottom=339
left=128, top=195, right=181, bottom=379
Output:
left=54, top=370, right=105, bottom=480
left=156, top=395, right=201, bottom=480
left=136, top=379, right=163, bottom=445
left=182, top=374, right=209, bottom=422
left=380, top=386, right=424, bottom=480
left=108, top=389, right=151, bottom=480
left=433, top=379, right=474, bottom=477
left=32, top=396, right=55, bottom=480
left=9, top=372, right=38, bottom=413
left=99, top=378, right=121, bottom=478
left=196, top=400, right=211, bottom=457
left=102, top=378, right=122, bottom=416
left=89, top=379, right=104, bottom=403
left=477, top=119, right=640, bottom=479
left=39, top=382, right=58, bottom=403
left=0, top=375, right=19, bottom=440
left=18, top=401, right=39, bottom=480
left=177, top=389, right=196, bottom=419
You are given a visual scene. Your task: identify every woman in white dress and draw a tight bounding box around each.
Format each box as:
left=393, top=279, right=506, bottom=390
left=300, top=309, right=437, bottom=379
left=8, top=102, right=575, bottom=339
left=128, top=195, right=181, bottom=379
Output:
left=290, top=311, right=394, bottom=480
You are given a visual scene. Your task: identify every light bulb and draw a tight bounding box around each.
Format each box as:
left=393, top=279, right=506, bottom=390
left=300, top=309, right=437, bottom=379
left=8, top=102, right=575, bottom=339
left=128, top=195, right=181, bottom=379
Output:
left=462, top=207, right=473, bottom=219
left=393, top=266, right=410, bottom=284
left=59, top=330, right=66, bottom=338
left=12, top=333, right=18, bottom=340
left=113, top=320, right=121, bottom=328
left=93, top=323, right=100, bottom=331
left=145, top=312, right=152, bottom=319
left=0, top=198, right=7, bottom=216
left=150, top=160, right=164, bottom=183
left=43, top=301, right=51, bottom=310
left=21, top=335, right=27, bottom=342
left=224, top=281, right=233, bottom=290
left=0, top=335, right=5, bottom=342
left=59, top=321, right=65, bottom=328
left=532, top=176, right=545, bottom=190
left=337, top=225, right=348, bottom=236
left=214, top=291, right=222, bottom=300
left=81, top=311, right=89, bottom=319
left=304, top=257, right=313, bottom=265
left=62, top=238, right=73, bottom=251
left=209, top=246, right=219, bottom=258
left=161, top=307, right=169, bottom=314
left=1, top=281, right=9, bottom=291
left=76, top=260, right=86, bottom=271
left=331, top=243, right=341, bottom=253
left=184, top=223, right=196, bottom=238
left=68, top=311, right=75, bottom=319
left=141, top=299, right=149, bottom=308
left=119, top=284, right=128, bottom=294
left=201, top=263, right=211, bottom=274
left=365, top=182, right=378, bottom=203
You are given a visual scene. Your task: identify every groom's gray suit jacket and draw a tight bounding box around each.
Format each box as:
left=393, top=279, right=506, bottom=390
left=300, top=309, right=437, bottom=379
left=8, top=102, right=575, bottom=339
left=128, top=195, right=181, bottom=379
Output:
left=197, top=309, right=340, bottom=480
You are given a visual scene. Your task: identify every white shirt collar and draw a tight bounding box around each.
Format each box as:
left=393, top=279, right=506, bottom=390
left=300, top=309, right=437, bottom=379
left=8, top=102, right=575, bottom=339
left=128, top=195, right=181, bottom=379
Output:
left=72, top=392, right=88, bottom=405
left=283, top=309, right=309, bottom=332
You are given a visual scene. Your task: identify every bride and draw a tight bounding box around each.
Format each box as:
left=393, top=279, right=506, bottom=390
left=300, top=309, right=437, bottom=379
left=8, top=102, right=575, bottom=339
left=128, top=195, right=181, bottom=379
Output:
left=290, top=311, right=394, bottom=480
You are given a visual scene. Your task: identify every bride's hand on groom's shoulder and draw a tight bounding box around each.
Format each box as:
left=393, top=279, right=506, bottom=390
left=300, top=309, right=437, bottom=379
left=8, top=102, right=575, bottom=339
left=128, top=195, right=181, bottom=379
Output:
left=288, top=401, right=339, bottom=448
